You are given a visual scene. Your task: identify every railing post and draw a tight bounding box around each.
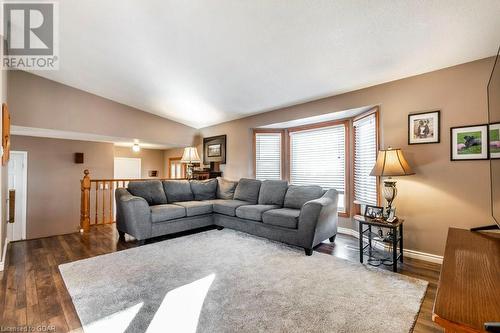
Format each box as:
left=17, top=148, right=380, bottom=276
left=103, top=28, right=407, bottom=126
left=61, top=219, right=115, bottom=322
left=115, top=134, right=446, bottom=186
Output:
left=80, top=169, right=91, bottom=232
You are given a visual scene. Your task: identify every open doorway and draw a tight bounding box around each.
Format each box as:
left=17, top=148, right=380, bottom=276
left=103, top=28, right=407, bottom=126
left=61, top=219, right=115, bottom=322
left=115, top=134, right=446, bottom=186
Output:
left=8, top=151, right=27, bottom=241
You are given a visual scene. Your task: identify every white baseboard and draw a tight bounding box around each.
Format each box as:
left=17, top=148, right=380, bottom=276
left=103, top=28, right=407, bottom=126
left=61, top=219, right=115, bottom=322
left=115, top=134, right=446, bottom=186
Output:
left=0, top=238, right=9, bottom=271
left=337, top=227, right=443, bottom=264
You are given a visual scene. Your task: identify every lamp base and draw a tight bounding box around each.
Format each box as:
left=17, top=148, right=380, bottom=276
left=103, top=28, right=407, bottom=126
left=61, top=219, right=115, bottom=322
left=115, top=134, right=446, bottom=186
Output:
left=383, top=179, right=397, bottom=215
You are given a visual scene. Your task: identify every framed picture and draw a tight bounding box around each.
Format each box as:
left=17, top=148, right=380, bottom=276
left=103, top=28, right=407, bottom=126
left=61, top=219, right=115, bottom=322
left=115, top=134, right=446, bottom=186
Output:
left=489, top=123, right=500, bottom=159
left=364, top=205, right=384, bottom=219
left=207, top=143, right=221, bottom=157
left=203, top=135, right=226, bottom=164
left=408, top=110, right=440, bottom=144
left=450, top=124, right=489, bottom=161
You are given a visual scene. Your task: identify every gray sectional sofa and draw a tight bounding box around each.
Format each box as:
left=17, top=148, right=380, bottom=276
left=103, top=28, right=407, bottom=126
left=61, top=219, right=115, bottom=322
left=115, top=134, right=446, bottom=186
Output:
left=115, top=177, right=338, bottom=255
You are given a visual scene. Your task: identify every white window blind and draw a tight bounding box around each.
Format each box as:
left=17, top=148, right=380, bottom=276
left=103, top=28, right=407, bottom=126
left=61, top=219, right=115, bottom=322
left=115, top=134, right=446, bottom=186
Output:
left=353, top=114, right=378, bottom=206
left=289, top=125, right=346, bottom=211
left=255, top=132, right=282, bottom=180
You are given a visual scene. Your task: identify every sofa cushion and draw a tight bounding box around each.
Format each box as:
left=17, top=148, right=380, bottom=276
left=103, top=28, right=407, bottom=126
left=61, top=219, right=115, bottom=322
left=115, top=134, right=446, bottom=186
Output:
left=283, top=185, right=324, bottom=209
left=262, top=208, right=301, bottom=229
left=150, top=204, right=186, bottom=223
left=128, top=181, right=167, bottom=205
left=190, top=179, right=217, bottom=200
left=210, top=199, right=252, bottom=216
left=258, top=180, right=288, bottom=206
left=162, top=180, right=194, bottom=203
left=216, top=177, right=238, bottom=199
left=236, top=204, right=280, bottom=221
left=173, top=201, right=213, bottom=217
left=233, top=178, right=261, bottom=204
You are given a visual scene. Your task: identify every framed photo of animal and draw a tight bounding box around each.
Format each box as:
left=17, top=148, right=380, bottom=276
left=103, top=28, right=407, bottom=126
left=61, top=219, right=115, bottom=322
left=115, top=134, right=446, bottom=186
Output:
left=408, top=110, right=440, bottom=145
left=489, top=123, right=500, bottom=159
left=450, top=124, right=489, bottom=161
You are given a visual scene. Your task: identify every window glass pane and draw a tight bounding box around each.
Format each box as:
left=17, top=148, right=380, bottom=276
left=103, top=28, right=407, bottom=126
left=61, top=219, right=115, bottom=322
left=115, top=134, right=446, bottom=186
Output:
left=354, top=114, right=378, bottom=206
left=290, top=124, right=346, bottom=211
left=255, top=132, right=282, bottom=180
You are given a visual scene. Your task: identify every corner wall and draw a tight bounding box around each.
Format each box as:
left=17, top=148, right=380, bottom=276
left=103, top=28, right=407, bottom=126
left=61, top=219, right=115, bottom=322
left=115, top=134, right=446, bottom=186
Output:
left=198, top=57, right=496, bottom=256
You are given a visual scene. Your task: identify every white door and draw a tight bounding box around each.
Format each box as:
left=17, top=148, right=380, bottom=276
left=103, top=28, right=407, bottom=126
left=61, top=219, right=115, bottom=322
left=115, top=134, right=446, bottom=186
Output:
left=114, top=157, right=141, bottom=180
left=8, top=151, right=27, bottom=241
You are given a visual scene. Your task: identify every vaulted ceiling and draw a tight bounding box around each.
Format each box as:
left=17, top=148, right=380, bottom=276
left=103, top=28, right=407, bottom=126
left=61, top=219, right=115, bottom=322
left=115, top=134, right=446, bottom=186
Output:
left=31, top=0, right=500, bottom=128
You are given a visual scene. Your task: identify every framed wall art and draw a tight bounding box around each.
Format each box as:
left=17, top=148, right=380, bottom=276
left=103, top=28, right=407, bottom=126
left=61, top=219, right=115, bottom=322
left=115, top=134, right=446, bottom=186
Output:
left=203, top=135, right=226, bottom=164
left=408, top=110, right=440, bottom=145
left=450, top=124, right=488, bottom=161
left=489, top=123, right=500, bottom=159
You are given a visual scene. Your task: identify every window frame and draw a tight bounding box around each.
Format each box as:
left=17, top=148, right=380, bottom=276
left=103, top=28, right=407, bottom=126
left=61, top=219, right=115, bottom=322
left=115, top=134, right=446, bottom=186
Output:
left=352, top=107, right=380, bottom=207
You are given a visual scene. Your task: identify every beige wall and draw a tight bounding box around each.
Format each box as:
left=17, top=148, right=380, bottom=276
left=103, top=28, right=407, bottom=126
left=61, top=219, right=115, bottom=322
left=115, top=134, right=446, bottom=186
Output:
left=114, top=146, right=165, bottom=178
left=8, top=71, right=197, bottom=147
left=199, top=57, right=496, bottom=256
left=11, top=136, right=114, bottom=239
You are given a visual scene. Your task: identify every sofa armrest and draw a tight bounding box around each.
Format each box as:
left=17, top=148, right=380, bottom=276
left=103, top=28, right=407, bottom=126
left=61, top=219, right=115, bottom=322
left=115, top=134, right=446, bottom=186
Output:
left=298, top=189, right=339, bottom=248
left=115, top=188, right=152, bottom=240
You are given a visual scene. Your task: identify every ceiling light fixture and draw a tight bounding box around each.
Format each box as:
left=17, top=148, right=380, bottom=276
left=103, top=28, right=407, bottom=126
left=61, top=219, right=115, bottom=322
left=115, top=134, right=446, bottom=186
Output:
left=132, top=143, right=141, bottom=152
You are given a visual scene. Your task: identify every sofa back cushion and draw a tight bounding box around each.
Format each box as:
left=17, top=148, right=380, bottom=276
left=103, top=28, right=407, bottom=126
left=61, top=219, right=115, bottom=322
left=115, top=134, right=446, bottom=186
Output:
left=216, top=177, right=238, bottom=199
left=190, top=179, right=217, bottom=200
left=128, top=180, right=167, bottom=205
left=162, top=180, right=194, bottom=203
left=233, top=178, right=261, bottom=204
left=258, top=180, right=288, bottom=206
left=283, top=185, right=324, bottom=209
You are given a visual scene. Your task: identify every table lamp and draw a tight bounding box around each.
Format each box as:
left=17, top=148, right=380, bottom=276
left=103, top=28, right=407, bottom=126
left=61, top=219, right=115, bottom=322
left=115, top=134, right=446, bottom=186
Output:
left=370, top=148, right=414, bottom=213
left=181, top=147, right=201, bottom=179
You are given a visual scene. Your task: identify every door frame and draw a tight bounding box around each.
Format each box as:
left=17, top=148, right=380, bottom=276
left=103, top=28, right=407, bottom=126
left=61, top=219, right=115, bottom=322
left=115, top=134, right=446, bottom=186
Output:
left=9, top=151, right=28, bottom=240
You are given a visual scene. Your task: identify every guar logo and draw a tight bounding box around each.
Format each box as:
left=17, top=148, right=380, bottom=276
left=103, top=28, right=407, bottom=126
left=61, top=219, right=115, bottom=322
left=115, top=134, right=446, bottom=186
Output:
left=2, top=2, right=59, bottom=70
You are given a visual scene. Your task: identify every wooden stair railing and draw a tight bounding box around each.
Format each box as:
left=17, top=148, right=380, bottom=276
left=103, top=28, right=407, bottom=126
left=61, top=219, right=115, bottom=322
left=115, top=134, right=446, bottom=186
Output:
left=80, top=170, right=174, bottom=232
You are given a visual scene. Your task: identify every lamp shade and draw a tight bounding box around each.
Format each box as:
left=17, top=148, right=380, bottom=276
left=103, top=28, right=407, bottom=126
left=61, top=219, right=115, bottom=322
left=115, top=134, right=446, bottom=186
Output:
left=370, top=148, right=414, bottom=177
left=180, top=147, right=201, bottom=163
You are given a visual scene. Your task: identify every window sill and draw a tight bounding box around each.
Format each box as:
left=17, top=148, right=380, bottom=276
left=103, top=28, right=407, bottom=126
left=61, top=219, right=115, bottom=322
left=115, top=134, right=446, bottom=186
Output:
left=338, top=212, right=349, bottom=218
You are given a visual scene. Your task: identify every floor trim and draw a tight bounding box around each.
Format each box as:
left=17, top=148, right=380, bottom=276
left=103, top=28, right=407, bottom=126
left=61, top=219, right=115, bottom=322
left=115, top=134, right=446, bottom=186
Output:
left=337, top=227, right=443, bottom=264
left=0, top=238, right=9, bottom=271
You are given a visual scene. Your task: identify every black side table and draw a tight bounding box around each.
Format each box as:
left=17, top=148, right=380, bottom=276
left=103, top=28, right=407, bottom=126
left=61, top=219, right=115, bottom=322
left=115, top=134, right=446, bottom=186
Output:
left=354, top=215, right=404, bottom=272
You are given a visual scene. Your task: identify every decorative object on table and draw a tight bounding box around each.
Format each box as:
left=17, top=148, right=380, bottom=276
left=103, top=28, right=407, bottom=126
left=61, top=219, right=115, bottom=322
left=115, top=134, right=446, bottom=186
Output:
left=181, top=147, right=201, bottom=179
left=148, top=170, right=158, bottom=177
left=385, top=207, right=397, bottom=223
left=408, top=110, right=440, bottom=145
left=203, top=135, right=226, bottom=164
left=2, top=103, right=10, bottom=166
left=370, top=148, right=415, bottom=216
left=364, top=205, right=384, bottom=219
left=489, top=123, right=500, bottom=159
left=450, top=124, right=489, bottom=161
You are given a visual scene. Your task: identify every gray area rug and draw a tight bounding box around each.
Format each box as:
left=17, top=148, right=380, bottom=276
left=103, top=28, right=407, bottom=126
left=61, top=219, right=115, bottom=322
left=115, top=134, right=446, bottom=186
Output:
left=59, top=229, right=428, bottom=333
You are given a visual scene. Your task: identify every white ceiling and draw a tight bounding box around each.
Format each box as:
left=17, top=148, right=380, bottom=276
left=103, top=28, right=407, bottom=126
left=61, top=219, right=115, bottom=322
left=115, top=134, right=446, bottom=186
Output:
left=30, top=0, right=500, bottom=129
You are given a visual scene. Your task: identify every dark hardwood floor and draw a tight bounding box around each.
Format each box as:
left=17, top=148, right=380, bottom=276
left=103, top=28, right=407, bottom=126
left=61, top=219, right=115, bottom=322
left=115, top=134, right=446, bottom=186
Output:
left=0, top=224, right=443, bottom=332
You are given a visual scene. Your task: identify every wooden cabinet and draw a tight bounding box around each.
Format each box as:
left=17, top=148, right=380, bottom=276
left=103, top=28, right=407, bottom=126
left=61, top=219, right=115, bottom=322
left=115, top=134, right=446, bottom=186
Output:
left=432, top=228, right=500, bottom=332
